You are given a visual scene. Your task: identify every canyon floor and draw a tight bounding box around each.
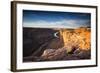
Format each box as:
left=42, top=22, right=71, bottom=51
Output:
left=23, top=27, right=91, bottom=62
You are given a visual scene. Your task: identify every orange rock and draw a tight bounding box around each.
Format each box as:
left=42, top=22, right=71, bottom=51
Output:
left=59, top=27, right=91, bottom=51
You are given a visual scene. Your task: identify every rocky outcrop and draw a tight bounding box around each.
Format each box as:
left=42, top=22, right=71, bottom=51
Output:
left=23, top=28, right=59, bottom=57
left=41, top=48, right=67, bottom=61
left=23, top=27, right=91, bottom=62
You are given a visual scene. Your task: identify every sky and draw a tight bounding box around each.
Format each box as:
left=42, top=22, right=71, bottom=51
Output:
left=23, top=10, right=91, bottom=28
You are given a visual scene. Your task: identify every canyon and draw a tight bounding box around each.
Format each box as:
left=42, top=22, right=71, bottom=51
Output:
left=23, top=27, right=91, bottom=62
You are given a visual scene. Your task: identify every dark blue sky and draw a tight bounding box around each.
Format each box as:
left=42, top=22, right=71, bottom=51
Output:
left=23, top=10, right=91, bottom=28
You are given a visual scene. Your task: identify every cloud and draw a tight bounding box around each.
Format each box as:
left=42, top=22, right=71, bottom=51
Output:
left=23, top=19, right=90, bottom=28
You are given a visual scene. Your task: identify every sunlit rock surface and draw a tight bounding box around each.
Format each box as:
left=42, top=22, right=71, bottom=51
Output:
left=23, top=27, right=91, bottom=62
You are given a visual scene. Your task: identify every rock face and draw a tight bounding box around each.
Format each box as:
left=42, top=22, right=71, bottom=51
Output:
left=41, top=48, right=67, bottom=61
left=23, top=28, right=59, bottom=57
left=23, top=27, right=91, bottom=62
left=40, top=47, right=90, bottom=61
left=59, top=28, right=91, bottom=51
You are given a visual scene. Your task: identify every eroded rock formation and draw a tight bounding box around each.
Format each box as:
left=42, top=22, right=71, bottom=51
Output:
left=23, top=27, right=91, bottom=62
